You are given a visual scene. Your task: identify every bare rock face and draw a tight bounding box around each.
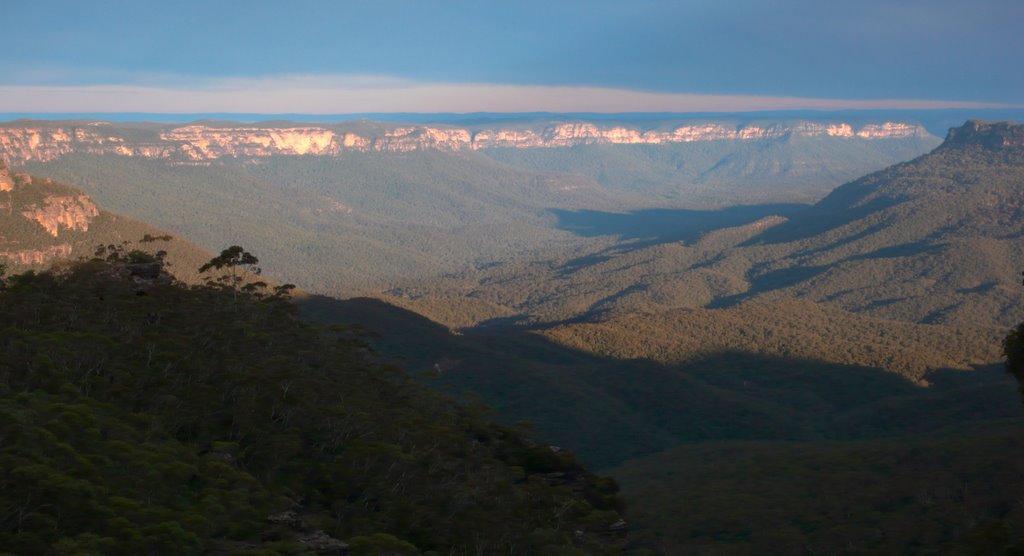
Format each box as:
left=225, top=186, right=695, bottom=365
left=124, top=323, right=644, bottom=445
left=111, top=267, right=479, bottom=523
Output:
left=20, top=194, right=99, bottom=237
left=1, top=165, right=107, bottom=268
left=162, top=126, right=342, bottom=159
left=0, top=161, right=13, bottom=192
left=0, top=126, right=150, bottom=162
left=1, top=164, right=99, bottom=268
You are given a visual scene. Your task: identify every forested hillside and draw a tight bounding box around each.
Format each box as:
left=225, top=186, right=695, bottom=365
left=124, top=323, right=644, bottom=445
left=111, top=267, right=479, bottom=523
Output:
left=388, top=121, right=1024, bottom=331
left=612, top=427, right=1024, bottom=554
left=4, top=121, right=1022, bottom=555
left=300, top=296, right=1023, bottom=469
left=0, top=160, right=211, bottom=283
left=543, top=299, right=1003, bottom=382
left=347, top=121, right=1024, bottom=553
left=0, top=256, right=626, bottom=555
left=14, top=116, right=939, bottom=292
left=480, top=132, right=938, bottom=203
left=22, top=152, right=619, bottom=291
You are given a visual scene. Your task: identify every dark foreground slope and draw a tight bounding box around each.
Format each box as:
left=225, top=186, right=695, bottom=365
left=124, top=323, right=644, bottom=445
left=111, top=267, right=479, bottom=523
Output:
left=299, top=296, right=1023, bottom=469
left=0, top=260, right=625, bottom=555
left=299, top=294, right=1024, bottom=555
left=612, top=426, right=1024, bottom=554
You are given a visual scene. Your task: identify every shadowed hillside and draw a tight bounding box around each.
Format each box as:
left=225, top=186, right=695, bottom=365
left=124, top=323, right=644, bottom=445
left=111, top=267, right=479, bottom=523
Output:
left=612, top=427, right=1024, bottom=554
left=297, top=295, right=1022, bottom=471
left=0, top=257, right=627, bottom=555
left=388, top=121, right=1024, bottom=332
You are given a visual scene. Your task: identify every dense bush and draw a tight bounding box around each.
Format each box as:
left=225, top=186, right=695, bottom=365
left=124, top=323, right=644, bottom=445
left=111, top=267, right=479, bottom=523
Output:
left=0, top=258, right=625, bottom=555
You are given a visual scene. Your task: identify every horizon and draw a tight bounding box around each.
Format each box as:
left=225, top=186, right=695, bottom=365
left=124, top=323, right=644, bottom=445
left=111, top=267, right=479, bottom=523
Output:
left=2, top=108, right=1022, bottom=138
left=5, top=1, right=1023, bottom=113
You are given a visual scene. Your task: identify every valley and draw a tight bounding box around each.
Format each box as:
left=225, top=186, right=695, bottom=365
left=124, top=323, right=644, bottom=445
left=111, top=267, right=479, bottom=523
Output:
left=12, top=115, right=940, bottom=294
left=9, top=1, right=1024, bottom=553
left=2, top=115, right=1024, bottom=554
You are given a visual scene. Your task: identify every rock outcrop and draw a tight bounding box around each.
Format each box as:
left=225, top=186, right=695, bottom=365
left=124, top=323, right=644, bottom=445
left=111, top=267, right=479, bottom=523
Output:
left=0, top=160, right=99, bottom=237
left=0, top=162, right=12, bottom=192
left=0, top=244, right=73, bottom=266
left=942, top=120, right=1024, bottom=150
left=0, top=119, right=933, bottom=163
left=265, top=512, right=349, bottom=555
left=20, top=194, right=99, bottom=237
left=0, top=162, right=102, bottom=267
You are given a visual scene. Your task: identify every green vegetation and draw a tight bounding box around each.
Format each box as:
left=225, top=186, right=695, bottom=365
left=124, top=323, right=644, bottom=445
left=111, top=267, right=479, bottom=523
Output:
left=300, top=296, right=1024, bottom=469
left=0, top=163, right=213, bottom=284
left=0, top=256, right=626, bottom=555
left=542, top=299, right=1003, bottom=382
left=1005, top=319, right=1024, bottom=398
left=611, top=427, right=1024, bottom=554
left=298, top=124, right=1024, bottom=554
left=386, top=123, right=1024, bottom=335
left=20, top=127, right=936, bottom=295
left=22, top=152, right=619, bottom=292
left=481, top=134, right=939, bottom=203
left=6, top=121, right=1022, bottom=554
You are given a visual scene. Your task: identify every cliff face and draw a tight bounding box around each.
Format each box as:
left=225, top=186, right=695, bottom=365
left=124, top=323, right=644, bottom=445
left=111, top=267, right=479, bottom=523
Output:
left=0, top=127, right=171, bottom=163
left=161, top=126, right=342, bottom=158
left=0, top=120, right=932, bottom=163
left=0, top=162, right=100, bottom=267
left=0, top=164, right=12, bottom=192
left=20, top=194, right=99, bottom=237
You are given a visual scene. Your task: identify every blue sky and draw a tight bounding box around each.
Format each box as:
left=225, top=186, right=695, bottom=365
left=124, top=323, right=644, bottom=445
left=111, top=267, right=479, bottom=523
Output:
left=2, top=0, right=1022, bottom=112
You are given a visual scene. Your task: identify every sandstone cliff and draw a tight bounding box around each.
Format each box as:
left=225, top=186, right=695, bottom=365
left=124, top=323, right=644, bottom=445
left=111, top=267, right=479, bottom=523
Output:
left=20, top=193, right=99, bottom=237
left=0, top=161, right=99, bottom=267
left=0, top=119, right=933, bottom=163
left=0, top=162, right=214, bottom=275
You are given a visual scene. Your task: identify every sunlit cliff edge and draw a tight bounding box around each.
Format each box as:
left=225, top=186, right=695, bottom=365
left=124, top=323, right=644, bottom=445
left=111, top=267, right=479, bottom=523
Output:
left=0, top=119, right=932, bottom=163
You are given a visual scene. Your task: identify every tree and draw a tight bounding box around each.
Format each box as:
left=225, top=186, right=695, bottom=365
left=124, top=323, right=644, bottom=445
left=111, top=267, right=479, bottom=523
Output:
left=1006, top=321, right=1024, bottom=399
left=1006, top=271, right=1024, bottom=402
left=199, top=246, right=266, bottom=301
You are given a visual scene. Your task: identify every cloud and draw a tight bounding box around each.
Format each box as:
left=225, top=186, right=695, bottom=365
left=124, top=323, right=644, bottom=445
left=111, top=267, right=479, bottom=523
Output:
left=0, top=75, right=1010, bottom=114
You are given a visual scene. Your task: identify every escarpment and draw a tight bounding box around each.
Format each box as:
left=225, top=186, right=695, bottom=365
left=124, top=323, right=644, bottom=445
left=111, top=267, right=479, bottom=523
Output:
left=0, top=119, right=933, bottom=163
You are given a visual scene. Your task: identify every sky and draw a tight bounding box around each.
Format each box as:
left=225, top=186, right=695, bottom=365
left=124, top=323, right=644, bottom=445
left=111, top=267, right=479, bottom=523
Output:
left=2, top=0, right=1022, bottom=113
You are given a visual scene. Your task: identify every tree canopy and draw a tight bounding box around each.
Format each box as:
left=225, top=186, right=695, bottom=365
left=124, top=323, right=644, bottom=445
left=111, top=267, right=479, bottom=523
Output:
left=0, top=255, right=626, bottom=555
